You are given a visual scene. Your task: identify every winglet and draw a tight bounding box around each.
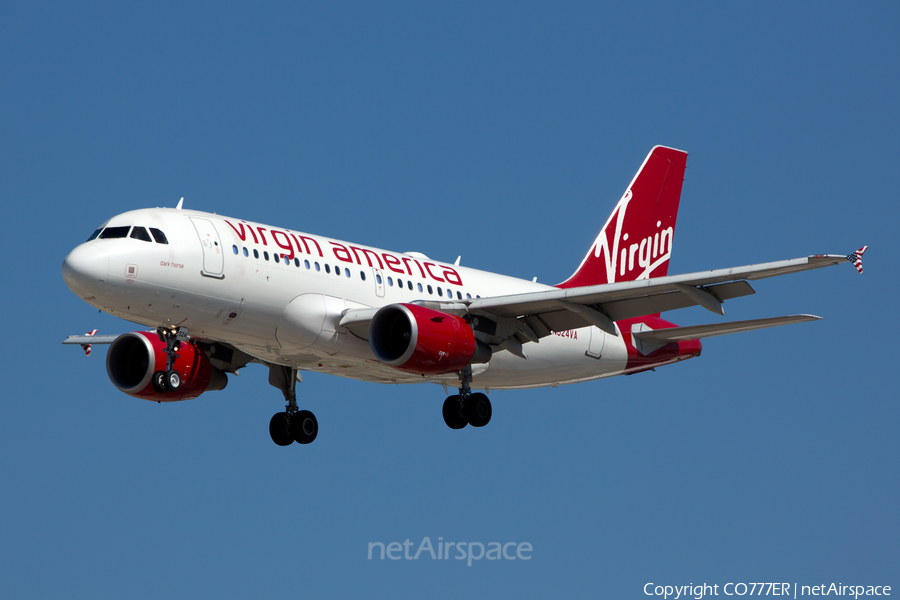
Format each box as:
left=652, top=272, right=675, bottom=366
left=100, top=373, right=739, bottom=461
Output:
left=847, top=246, right=868, bottom=274
left=82, top=329, right=98, bottom=356
left=176, top=197, right=184, bottom=210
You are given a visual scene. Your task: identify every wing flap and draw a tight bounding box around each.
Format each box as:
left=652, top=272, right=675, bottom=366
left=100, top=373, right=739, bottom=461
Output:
left=601, top=280, right=755, bottom=321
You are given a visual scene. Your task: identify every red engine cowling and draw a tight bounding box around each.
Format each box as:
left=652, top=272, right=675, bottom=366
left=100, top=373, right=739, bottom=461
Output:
left=369, top=304, right=491, bottom=375
left=106, top=331, right=227, bottom=401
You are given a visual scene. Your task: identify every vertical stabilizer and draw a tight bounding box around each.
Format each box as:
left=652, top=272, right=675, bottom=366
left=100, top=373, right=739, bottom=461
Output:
left=557, top=146, right=688, bottom=288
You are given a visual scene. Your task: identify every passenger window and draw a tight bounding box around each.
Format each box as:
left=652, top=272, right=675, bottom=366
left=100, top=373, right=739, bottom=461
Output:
left=325, top=264, right=330, bottom=273
left=232, top=245, right=238, bottom=254
left=417, top=283, right=423, bottom=292
left=295, top=258, right=300, bottom=267
left=360, top=271, right=366, bottom=281
left=376, top=274, right=382, bottom=284
left=274, top=254, right=280, bottom=263
left=243, top=247, right=249, bottom=257
left=264, top=251, right=269, bottom=261
left=427, top=285, right=433, bottom=294
left=408, top=281, right=413, bottom=291
left=387, top=277, right=393, bottom=286
left=334, top=265, right=340, bottom=275
left=315, top=262, right=320, bottom=271
left=99, top=226, right=130, bottom=239
left=437, top=287, right=443, bottom=297
left=86, top=228, right=103, bottom=242
left=253, top=249, right=259, bottom=259
left=130, top=227, right=152, bottom=242
left=397, top=278, right=403, bottom=288
left=305, top=260, right=310, bottom=269
left=149, top=228, right=169, bottom=244
left=457, top=291, right=462, bottom=300
left=345, top=268, right=350, bottom=277
left=466, top=293, right=472, bottom=299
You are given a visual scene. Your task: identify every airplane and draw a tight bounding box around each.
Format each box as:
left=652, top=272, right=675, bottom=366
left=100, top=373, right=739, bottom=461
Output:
left=61, top=146, right=867, bottom=447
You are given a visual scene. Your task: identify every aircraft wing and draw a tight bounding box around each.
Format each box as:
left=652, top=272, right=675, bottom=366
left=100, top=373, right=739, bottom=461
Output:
left=62, top=334, right=121, bottom=345
left=466, top=253, right=856, bottom=338
left=340, top=252, right=861, bottom=349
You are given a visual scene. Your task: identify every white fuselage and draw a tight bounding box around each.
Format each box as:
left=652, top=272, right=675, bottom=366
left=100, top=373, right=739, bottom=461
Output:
left=63, top=208, right=631, bottom=390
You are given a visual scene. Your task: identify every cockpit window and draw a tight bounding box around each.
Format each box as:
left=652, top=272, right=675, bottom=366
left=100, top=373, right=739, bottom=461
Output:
left=86, top=228, right=103, bottom=242
left=130, top=227, right=152, bottom=242
left=149, top=228, right=169, bottom=244
left=99, top=226, right=131, bottom=239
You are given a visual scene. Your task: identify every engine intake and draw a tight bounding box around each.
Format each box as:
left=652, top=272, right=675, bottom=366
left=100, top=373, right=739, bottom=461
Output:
left=106, top=331, right=227, bottom=401
left=369, top=304, right=491, bottom=375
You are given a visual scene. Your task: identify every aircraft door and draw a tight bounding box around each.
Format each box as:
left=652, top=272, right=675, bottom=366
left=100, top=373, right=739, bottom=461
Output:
left=190, top=217, right=224, bottom=279
left=585, top=326, right=606, bottom=359
left=373, top=268, right=385, bottom=298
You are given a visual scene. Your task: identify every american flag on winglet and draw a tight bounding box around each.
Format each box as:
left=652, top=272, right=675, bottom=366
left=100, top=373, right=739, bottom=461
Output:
left=81, top=329, right=98, bottom=356
left=847, top=246, right=868, bottom=274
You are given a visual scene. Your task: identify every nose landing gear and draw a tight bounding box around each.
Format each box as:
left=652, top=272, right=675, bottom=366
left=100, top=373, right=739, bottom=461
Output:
left=268, top=365, right=318, bottom=446
left=152, top=326, right=188, bottom=393
left=442, top=365, right=492, bottom=430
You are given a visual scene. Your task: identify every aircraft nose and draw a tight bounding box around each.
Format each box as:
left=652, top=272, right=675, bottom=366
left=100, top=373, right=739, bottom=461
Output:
left=62, top=243, right=109, bottom=297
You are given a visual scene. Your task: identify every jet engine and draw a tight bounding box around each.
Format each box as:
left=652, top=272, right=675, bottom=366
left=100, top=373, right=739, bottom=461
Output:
left=369, top=303, right=491, bottom=375
left=106, top=331, right=227, bottom=401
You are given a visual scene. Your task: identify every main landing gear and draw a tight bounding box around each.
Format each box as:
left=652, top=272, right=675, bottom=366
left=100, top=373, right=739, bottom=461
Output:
left=151, top=326, right=189, bottom=393
left=268, top=365, right=318, bottom=446
left=442, top=365, right=492, bottom=430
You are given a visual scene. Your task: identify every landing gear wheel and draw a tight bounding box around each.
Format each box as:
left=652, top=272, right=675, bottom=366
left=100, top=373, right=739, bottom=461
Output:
left=465, top=393, right=492, bottom=427
left=442, top=395, right=468, bottom=429
left=269, top=412, right=294, bottom=446
left=152, top=370, right=168, bottom=393
left=291, top=410, right=318, bottom=444
left=165, top=369, right=182, bottom=392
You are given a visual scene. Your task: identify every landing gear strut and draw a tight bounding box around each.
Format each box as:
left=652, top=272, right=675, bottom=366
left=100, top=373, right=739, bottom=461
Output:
left=442, top=365, right=492, bottom=429
left=268, top=365, right=318, bottom=446
left=152, top=326, right=188, bottom=393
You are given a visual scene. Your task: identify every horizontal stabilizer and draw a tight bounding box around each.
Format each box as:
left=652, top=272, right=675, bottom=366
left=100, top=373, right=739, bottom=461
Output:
left=631, top=314, right=821, bottom=344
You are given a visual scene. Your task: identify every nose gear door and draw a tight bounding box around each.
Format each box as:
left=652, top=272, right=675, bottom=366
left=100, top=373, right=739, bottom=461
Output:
left=190, top=217, right=224, bottom=279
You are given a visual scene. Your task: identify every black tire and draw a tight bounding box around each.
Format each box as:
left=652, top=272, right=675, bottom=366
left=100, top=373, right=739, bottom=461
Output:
left=290, top=410, right=318, bottom=444
left=151, top=370, right=168, bottom=393
left=442, top=395, right=467, bottom=429
left=464, top=393, right=492, bottom=428
left=269, top=413, right=294, bottom=446
left=165, top=369, right=182, bottom=392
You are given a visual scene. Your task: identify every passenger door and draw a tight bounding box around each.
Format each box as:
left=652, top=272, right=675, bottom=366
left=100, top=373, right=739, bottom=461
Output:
left=190, top=217, right=224, bottom=279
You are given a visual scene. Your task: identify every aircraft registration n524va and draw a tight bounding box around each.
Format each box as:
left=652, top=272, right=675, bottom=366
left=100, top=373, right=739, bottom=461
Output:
left=62, top=146, right=867, bottom=446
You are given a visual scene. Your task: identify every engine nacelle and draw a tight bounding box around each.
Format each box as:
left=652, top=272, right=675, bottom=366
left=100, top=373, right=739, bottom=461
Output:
left=106, top=331, right=227, bottom=401
left=369, top=303, right=491, bottom=375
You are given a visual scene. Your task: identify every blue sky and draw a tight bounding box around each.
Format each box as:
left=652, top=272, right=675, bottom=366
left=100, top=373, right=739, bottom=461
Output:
left=1, top=2, right=897, bottom=598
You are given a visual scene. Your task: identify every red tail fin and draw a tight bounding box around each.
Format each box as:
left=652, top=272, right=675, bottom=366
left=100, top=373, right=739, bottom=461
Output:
left=557, top=146, right=688, bottom=288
